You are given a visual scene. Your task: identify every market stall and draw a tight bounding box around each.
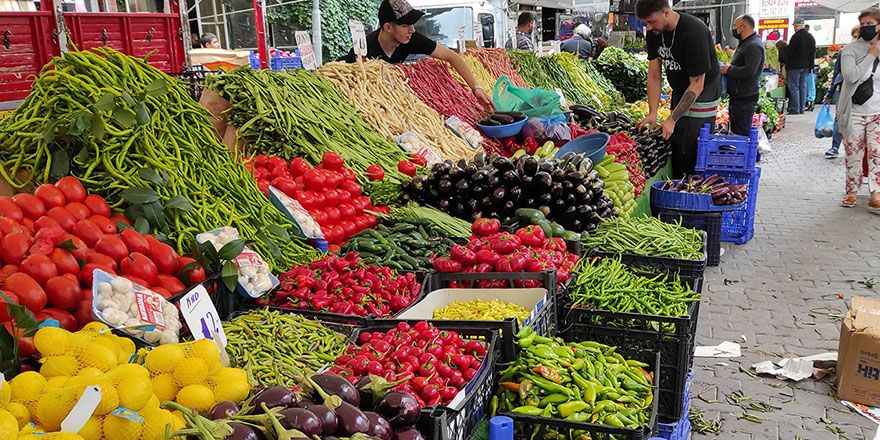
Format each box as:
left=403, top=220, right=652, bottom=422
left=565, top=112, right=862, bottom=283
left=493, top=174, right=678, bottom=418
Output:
left=0, top=41, right=765, bottom=440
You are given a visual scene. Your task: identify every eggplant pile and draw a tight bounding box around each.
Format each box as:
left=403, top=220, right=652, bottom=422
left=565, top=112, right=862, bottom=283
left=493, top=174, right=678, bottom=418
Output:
left=405, top=152, right=615, bottom=232
left=661, top=174, right=749, bottom=206
left=478, top=111, right=526, bottom=127
left=190, top=373, right=425, bottom=440
left=570, top=105, right=633, bottom=134
left=632, top=127, right=671, bottom=177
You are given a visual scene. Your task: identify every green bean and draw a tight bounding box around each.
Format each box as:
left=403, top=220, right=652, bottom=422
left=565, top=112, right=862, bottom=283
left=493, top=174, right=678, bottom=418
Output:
left=223, top=309, right=349, bottom=387
left=582, top=216, right=704, bottom=261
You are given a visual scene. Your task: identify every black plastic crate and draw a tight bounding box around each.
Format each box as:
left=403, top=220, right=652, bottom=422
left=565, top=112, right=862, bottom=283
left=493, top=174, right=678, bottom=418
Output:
left=352, top=320, right=500, bottom=440
left=655, top=209, right=722, bottom=267
left=498, top=351, right=661, bottom=440
left=428, top=271, right=557, bottom=363
left=586, top=230, right=707, bottom=279
left=557, top=276, right=702, bottom=423
left=242, top=271, right=430, bottom=326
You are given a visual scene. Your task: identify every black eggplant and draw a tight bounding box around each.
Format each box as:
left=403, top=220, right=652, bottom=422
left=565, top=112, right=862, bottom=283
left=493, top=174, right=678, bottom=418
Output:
left=538, top=161, right=554, bottom=173
left=503, top=200, right=516, bottom=212
left=550, top=183, right=564, bottom=197
left=466, top=199, right=479, bottom=212
left=453, top=203, right=467, bottom=215
left=539, top=193, right=553, bottom=204
left=492, top=187, right=506, bottom=202
left=534, top=172, right=552, bottom=189
left=228, top=422, right=262, bottom=440
left=307, top=376, right=370, bottom=436
left=252, top=386, right=297, bottom=411
left=509, top=186, right=522, bottom=200
left=438, top=179, right=452, bottom=192
left=472, top=184, right=487, bottom=197
left=524, top=197, right=536, bottom=206
left=364, top=412, right=393, bottom=440
left=311, top=374, right=360, bottom=407
left=278, top=408, right=323, bottom=436
left=303, top=403, right=338, bottom=435
left=431, top=161, right=451, bottom=175
left=563, top=181, right=575, bottom=192
left=375, top=392, right=421, bottom=428
left=492, top=156, right=514, bottom=171
left=471, top=169, right=489, bottom=183
left=480, top=196, right=493, bottom=209
left=554, top=198, right=566, bottom=209
left=521, top=156, right=539, bottom=176
left=502, top=170, right=519, bottom=184
left=209, top=401, right=240, bottom=420
left=437, top=199, right=450, bottom=210
left=521, top=175, right=533, bottom=185
left=473, top=151, right=486, bottom=167
left=566, top=171, right=586, bottom=182
left=565, top=193, right=577, bottom=205
left=456, top=159, right=468, bottom=170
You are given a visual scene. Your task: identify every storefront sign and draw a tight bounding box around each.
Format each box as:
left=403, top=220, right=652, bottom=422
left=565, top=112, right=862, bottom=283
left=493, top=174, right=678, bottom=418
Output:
left=759, top=18, right=790, bottom=42
left=348, top=20, right=367, bottom=57
left=759, top=0, right=794, bottom=20
left=295, top=31, right=317, bottom=70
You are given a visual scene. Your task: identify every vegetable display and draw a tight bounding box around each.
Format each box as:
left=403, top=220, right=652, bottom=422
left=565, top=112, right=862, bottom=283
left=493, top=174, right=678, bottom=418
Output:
left=448, top=55, right=499, bottom=95
left=553, top=53, right=619, bottom=111
left=594, top=47, right=648, bottom=103
left=468, top=48, right=529, bottom=87
left=583, top=60, right=625, bottom=110
left=329, top=321, right=488, bottom=408
left=594, top=155, right=635, bottom=217
left=268, top=253, right=422, bottom=317
left=661, top=175, right=749, bottom=206
left=606, top=132, right=647, bottom=196
left=581, top=216, right=705, bottom=261
left=432, top=219, right=579, bottom=286
left=222, top=309, right=349, bottom=387
left=537, top=55, right=594, bottom=107
left=207, top=68, right=410, bottom=185
left=385, top=203, right=472, bottom=239
left=398, top=58, right=491, bottom=128
left=0, top=48, right=318, bottom=271
left=508, top=51, right=556, bottom=92
left=496, top=327, right=654, bottom=429
left=567, top=258, right=700, bottom=318
left=509, top=208, right=581, bottom=242
left=478, top=112, right=526, bottom=127
left=342, top=222, right=457, bottom=272
left=405, top=153, right=615, bottom=232
left=434, top=299, right=531, bottom=323
left=318, top=61, right=474, bottom=160
left=246, top=153, right=381, bottom=245
left=632, top=127, right=672, bottom=177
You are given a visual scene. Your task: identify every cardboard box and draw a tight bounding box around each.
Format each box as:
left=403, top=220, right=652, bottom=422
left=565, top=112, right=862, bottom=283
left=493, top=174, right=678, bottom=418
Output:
left=395, top=288, right=548, bottom=326
left=838, top=296, right=880, bottom=406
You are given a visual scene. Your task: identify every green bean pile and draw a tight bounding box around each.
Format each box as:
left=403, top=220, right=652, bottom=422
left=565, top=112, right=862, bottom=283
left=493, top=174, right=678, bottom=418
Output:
left=582, top=216, right=704, bottom=261
left=223, top=309, right=349, bottom=387
left=539, top=55, right=592, bottom=106
left=495, top=327, right=654, bottom=430
left=568, top=258, right=700, bottom=318
left=206, top=68, right=408, bottom=184
left=0, top=48, right=317, bottom=270
left=583, top=60, right=626, bottom=111
left=386, top=202, right=472, bottom=238
left=508, top=50, right=556, bottom=91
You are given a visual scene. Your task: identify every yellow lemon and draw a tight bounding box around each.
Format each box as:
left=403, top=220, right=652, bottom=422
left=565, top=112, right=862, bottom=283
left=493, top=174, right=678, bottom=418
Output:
left=188, top=339, right=222, bottom=373
left=77, top=416, right=103, bottom=440
left=108, top=363, right=150, bottom=385
left=209, top=368, right=250, bottom=402
left=80, top=322, right=109, bottom=334
left=10, top=371, right=47, bottom=400
left=172, top=358, right=208, bottom=387
left=176, top=384, right=214, bottom=412
left=144, top=344, right=185, bottom=374
left=40, top=355, right=80, bottom=377
left=140, top=407, right=175, bottom=440
left=5, top=401, right=29, bottom=428
left=33, top=327, right=71, bottom=356
left=93, top=382, right=119, bottom=416
left=46, top=376, right=70, bottom=389
left=116, top=375, right=152, bottom=411
left=103, top=414, right=143, bottom=440
left=35, top=387, right=79, bottom=431
left=151, top=374, right=179, bottom=402
left=0, top=408, right=18, bottom=439
left=0, top=376, right=11, bottom=406
left=77, top=344, right=117, bottom=371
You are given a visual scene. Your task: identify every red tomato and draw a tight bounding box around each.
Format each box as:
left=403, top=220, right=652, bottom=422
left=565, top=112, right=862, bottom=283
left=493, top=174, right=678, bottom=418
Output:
left=38, top=308, right=77, bottom=331
left=83, top=195, right=111, bottom=218
left=0, top=197, right=23, bottom=221
left=44, top=276, right=81, bottom=310
left=1, top=232, right=31, bottom=265
left=120, top=229, right=150, bottom=254
left=156, top=274, right=186, bottom=296
left=4, top=272, right=47, bottom=313
left=33, top=216, right=60, bottom=232
left=151, top=286, right=172, bottom=299
left=120, top=252, right=159, bottom=285
left=325, top=207, right=341, bottom=224
left=27, top=239, right=53, bottom=256
left=109, top=214, right=131, bottom=228
left=20, top=254, right=58, bottom=285
left=89, top=215, right=117, bottom=234
left=79, top=263, right=114, bottom=287
left=0, top=292, right=18, bottom=322
left=95, top=235, right=128, bottom=262
left=54, top=176, right=87, bottom=203
left=148, top=241, right=179, bottom=275
left=19, top=218, right=33, bottom=234
left=61, top=235, right=89, bottom=261
left=72, top=219, right=103, bottom=247
left=46, top=206, right=77, bottom=232
left=177, top=257, right=206, bottom=286
left=3, top=323, right=35, bottom=357
left=0, top=218, right=20, bottom=236
left=124, top=276, right=149, bottom=288
left=12, top=194, right=46, bottom=220
left=74, top=299, right=93, bottom=326
left=0, top=265, right=18, bottom=284
left=85, top=251, right=118, bottom=271
left=288, top=157, right=312, bottom=177
left=34, top=184, right=66, bottom=208
left=34, top=225, right=66, bottom=246
left=66, top=202, right=91, bottom=221
left=79, top=288, right=92, bottom=303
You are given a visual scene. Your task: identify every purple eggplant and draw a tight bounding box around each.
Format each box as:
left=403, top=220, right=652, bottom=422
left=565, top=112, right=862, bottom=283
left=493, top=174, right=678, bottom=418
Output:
left=278, top=408, right=323, bottom=437
left=306, top=374, right=370, bottom=435
left=228, top=422, right=263, bottom=440
left=365, top=411, right=393, bottom=440
left=252, top=386, right=297, bottom=411
left=394, top=427, right=426, bottom=440
left=303, top=403, right=338, bottom=435
left=208, top=401, right=240, bottom=420
left=311, top=373, right=360, bottom=406
left=375, top=392, right=421, bottom=428
left=356, top=374, right=412, bottom=409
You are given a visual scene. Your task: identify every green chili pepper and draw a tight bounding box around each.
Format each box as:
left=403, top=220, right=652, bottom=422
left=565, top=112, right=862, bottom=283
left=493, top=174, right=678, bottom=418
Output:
left=522, top=373, right=573, bottom=396
left=558, top=401, right=590, bottom=418
left=538, top=393, right=569, bottom=408
left=511, top=405, right=543, bottom=416
left=603, top=414, right=625, bottom=428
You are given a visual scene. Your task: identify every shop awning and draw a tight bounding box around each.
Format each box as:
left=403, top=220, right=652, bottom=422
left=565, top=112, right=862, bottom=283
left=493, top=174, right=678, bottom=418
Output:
left=811, top=0, right=878, bottom=12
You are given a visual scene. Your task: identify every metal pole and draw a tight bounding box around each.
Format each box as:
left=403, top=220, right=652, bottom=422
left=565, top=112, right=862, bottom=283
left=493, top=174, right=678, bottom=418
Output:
left=52, top=0, right=68, bottom=53
left=312, top=0, right=322, bottom=66
left=178, top=0, right=193, bottom=68
left=253, top=0, right=269, bottom=68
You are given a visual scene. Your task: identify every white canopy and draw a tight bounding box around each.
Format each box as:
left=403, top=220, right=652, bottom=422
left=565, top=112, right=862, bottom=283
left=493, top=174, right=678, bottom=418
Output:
left=811, top=0, right=878, bottom=13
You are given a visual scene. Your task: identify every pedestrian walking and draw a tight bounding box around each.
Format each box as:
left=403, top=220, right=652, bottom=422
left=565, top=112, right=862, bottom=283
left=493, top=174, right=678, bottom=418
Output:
left=836, top=7, right=880, bottom=211
left=721, top=15, right=764, bottom=136
left=635, top=0, right=721, bottom=178
left=786, top=20, right=817, bottom=114
left=824, top=25, right=861, bottom=159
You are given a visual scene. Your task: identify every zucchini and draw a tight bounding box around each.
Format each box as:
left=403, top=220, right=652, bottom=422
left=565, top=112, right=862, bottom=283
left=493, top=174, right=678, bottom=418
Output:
left=549, top=222, right=566, bottom=237
left=515, top=208, right=546, bottom=224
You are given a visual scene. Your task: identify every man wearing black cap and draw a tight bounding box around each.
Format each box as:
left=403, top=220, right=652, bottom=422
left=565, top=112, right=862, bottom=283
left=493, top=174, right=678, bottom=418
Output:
left=343, top=0, right=493, bottom=109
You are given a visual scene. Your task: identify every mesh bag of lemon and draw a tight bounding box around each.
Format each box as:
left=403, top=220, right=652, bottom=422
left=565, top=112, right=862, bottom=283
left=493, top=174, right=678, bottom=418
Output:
left=433, top=299, right=531, bottom=323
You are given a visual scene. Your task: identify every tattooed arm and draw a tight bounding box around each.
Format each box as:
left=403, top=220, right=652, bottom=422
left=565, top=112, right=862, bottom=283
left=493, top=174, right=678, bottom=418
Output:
left=661, top=74, right=705, bottom=139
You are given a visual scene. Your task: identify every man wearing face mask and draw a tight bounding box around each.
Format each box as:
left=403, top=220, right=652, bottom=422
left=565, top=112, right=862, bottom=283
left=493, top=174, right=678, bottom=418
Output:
left=635, top=0, right=721, bottom=178
left=721, top=15, right=764, bottom=136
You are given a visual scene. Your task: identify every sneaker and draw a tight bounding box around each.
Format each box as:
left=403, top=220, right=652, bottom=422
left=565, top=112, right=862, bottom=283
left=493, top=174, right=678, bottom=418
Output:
left=825, top=149, right=839, bottom=159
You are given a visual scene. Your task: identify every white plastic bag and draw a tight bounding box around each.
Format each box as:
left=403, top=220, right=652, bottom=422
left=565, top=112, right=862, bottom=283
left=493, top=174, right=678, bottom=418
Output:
left=396, top=131, right=444, bottom=166
left=757, top=127, right=772, bottom=154
left=196, top=227, right=278, bottom=298
left=445, top=116, right=482, bottom=149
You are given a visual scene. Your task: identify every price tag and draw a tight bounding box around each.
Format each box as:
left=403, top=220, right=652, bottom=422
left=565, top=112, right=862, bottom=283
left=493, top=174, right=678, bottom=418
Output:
left=349, top=20, right=367, bottom=57
left=61, top=386, right=101, bottom=433
left=295, top=31, right=318, bottom=70
left=458, top=25, right=466, bottom=53
left=179, top=284, right=227, bottom=348
left=473, top=19, right=484, bottom=48
left=551, top=40, right=561, bottom=54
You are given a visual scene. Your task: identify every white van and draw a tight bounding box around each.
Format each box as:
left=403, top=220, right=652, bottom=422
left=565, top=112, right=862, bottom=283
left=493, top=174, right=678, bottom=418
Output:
left=408, top=0, right=510, bottom=48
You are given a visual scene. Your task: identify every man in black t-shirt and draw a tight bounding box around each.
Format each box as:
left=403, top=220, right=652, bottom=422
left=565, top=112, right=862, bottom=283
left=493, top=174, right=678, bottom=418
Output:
left=636, top=0, right=721, bottom=178
left=343, top=0, right=493, bottom=109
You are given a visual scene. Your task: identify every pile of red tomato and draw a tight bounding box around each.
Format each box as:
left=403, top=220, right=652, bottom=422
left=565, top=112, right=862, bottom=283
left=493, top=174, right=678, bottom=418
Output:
left=329, top=321, right=487, bottom=407
left=0, top=177, right=205, bottom=337
left=246, top=152, right=385, bottom=245
left=431, top=218, right=578, bottom=286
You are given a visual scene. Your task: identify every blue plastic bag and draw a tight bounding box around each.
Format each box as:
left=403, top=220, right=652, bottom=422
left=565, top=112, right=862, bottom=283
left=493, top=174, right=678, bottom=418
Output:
left=815, top=104, right=835, bottom=138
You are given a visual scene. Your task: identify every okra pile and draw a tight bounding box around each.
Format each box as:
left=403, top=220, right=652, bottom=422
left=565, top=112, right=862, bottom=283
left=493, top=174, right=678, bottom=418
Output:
left=567, top=258, right=701, bottom=318
left=495, top=327, right=654, bottom=430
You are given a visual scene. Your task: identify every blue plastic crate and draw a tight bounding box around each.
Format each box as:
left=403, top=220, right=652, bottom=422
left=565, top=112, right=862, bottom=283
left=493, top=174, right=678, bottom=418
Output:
left=652, top=371, right=693, bottom=439
left=270, top=55, right=302, bottom=70
left=696, top=124, right=759, bottom=173
left=249, top=52, right=260, bottom=68
left=719, top=167, right=761, bottom=245
left=650, top=180, right=745, bottom=212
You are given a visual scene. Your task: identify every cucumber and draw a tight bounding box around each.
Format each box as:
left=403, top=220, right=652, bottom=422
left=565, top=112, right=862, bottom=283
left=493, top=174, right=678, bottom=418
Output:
left=536, top=220, right=554, bottom=237
left=515, top=208, right=546, bottom=223
left=549, top=222, right=566, bottom=237
left=561, top=231, right=581, bottom=241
